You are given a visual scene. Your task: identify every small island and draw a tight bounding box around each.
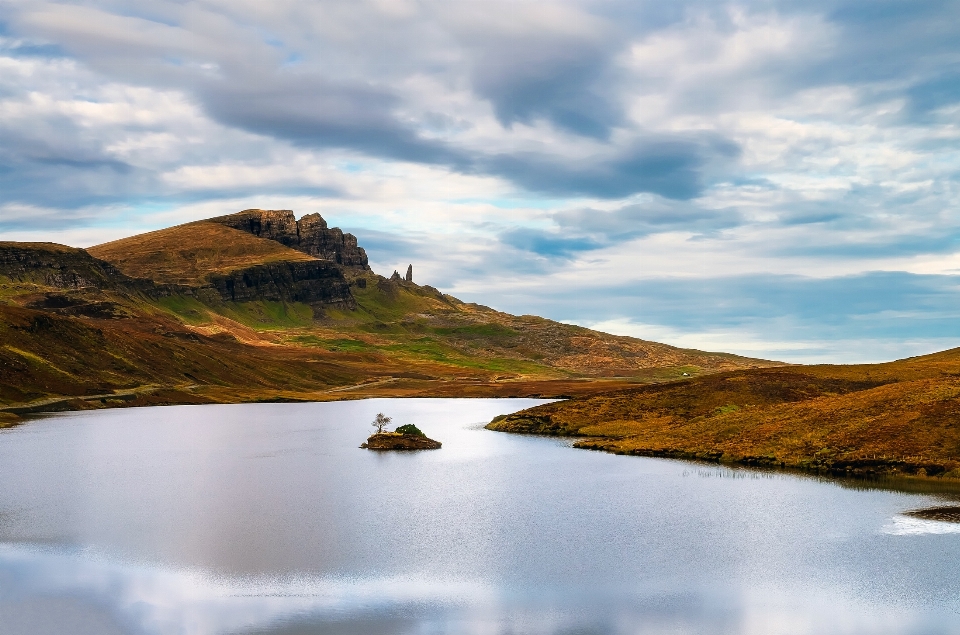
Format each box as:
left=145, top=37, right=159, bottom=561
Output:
left=361, top=414, right=441, bottom=450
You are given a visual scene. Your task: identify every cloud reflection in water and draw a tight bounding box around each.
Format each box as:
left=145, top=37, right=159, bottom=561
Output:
left=0, top=543, right=487, bottom=635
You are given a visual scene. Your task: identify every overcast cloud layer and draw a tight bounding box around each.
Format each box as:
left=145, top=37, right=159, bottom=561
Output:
left=1, top=0, right=959, bottom=362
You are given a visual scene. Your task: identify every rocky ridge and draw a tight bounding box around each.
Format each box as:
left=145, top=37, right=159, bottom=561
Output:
left=208, top=209, right=369, bottom=268
left=207, top=260, right=354, bottom=308
left=4, top=239, right=355, bottom=311
left=0, top=242, right=148, bottom=293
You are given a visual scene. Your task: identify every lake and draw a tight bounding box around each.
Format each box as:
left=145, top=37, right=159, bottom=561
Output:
left=0, top=398, right=959, bottom=634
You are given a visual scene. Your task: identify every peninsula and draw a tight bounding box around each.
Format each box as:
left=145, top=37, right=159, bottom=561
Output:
left=487, top=354, right=960, bottom=480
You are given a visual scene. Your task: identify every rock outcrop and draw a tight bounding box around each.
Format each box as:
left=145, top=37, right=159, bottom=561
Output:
left=0, top=243, right=143, bottom=292
left=361, top=432, right=442, bottom=450
left=405, top=264, right=413, bottom=283
left=208, top=260, right=355, bottom=309
left=208, top=209, right=369, bottom=269
left=0, top=242, right=355, bottom=310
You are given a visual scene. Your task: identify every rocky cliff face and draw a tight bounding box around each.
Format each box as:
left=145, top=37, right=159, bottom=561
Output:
left=208, top=260, right=355, bottom=309
left=0, top=242, right=354, bottom=310
left=208, top=209, right=369, bottom=269
left=0, top=243, right=140, bottom=291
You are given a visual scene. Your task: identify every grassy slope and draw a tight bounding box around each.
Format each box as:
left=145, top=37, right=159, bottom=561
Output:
left=487, top=353, right=960, bottom=478
left=0, top=242, right=78, bottom=253
left=0, top=301, right=377, bottom=406
left=0, top=286, right=653, bottom=416
left=88, top=222, right=315, bottom=285
left=318, top=274, right=776, bottom=379
left=85, top=222, right=777, bottom=381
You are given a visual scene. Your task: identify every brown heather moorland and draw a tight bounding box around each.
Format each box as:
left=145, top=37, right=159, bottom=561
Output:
left=88, top=221, right=317, bottom=285
left=487, top=351, right=960, bottom=479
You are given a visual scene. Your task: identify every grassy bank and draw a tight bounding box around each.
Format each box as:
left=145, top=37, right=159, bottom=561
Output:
left=487, top=353, right=960, bottom=480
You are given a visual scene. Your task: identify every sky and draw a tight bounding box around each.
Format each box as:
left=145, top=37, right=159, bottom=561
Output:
left=1, top=0, right=959, bottom=364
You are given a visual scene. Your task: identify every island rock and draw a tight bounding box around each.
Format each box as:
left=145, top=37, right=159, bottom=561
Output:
left=361, top=432, right=442, bottom=450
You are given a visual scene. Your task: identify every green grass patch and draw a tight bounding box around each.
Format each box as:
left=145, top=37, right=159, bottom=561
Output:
left=715, top=404, right=741, bottom=415
left=156, top=296, right=211, bottom=325
left=3, top=345, right=75, bottom=377
left=218, top=301, right=314, bottom=329
left=289, top=335, right=373, bottom=352
left=347, top=283, right=441, bottom=324
left=432, top=324, right=519, bottom=339
left=462, top=357, right=551, bottom=374
left=158, top=296, right=314, bottom=330
left=287, top=331, right=550, bottom=374
left=382, top=337, right=547, bottom=373
left=395, top=423, right=425, bottom=436
left=0, top=275, right=52, bottom=303
left=629, top=365, right=703, bottom=381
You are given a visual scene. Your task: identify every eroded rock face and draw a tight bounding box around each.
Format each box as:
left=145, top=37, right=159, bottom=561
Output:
left=0, top=243, right=138, bottom=291
left=298, top=213, right=369, bottom=267
left=0, top=242, right=356, bottom=310
left=361, top=432, right=442, bottom=450
left=208, top=209, right=369, bottom=269
left=208, top=260, right=355, bottom=309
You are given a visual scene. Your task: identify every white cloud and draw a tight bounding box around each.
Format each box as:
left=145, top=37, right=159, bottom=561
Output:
left=0, top=543, right=492, bottom=635
left=571, top=317, right=960, bottom=365
left=3, top=0, right=960, bottom=361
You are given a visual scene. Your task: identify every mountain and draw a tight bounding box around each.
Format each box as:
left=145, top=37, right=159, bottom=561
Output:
left=0, top=209, right=776, bottom=421
left=487, top=350, right=960, bottom=480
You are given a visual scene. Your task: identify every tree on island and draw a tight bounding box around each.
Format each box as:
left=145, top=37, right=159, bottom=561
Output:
left=371, top=412, right=392, bottom=434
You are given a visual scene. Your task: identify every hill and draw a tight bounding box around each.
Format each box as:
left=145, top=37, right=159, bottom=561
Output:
left=487, top=351, right=960, bottom=479
left=0, top=209, right=777, bottom=420
left=87, top=222, right=317, bottom=285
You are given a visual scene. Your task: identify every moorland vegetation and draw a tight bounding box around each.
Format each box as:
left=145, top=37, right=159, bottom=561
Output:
left=488, top=353, right=960, bottom=479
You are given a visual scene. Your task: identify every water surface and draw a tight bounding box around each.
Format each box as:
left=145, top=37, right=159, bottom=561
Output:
left=0, top=399, right=958, bottom=634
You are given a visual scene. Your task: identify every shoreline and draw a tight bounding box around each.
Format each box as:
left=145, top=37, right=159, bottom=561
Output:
left=0, top=376, right=608, bottom=426
left=572, top=438, right=956, bottom=480
left=7, top=391, right=960, bottom=495
left=483, top=426, right=960, bottom=492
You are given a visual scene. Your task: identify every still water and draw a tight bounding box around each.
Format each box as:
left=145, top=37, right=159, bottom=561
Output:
left=1, top=399, right=959, bottom=635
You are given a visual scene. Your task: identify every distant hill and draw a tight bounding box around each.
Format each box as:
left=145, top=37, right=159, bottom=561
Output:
left=0, top=209, right=777, bottom=420
left=488, top=351, right=960, bottom=480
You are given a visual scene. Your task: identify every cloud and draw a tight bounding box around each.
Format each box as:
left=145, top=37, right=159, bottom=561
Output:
left=483, top=133, right=740, bottom=199
left=450, top=2, right=623, bottom=139
left=199, top=77, right=470, bottom=168
left=906, top=71, right=960, bottom=120
left=2, top=0, right=960, bottom=360
left=2, top=2, right=740, bottom=201
left=499, top=229, right=603, bottom=258
left=0, top=543, right=492, bottom=635
left=559, top=199, right=743, bottom=238
left=464, top=271, right=960, bottom=363
left=493, top=198, right=743, bottom=259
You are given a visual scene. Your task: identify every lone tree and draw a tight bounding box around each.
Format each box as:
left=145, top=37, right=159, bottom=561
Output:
left=371, top=413, right=392, bottom=434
